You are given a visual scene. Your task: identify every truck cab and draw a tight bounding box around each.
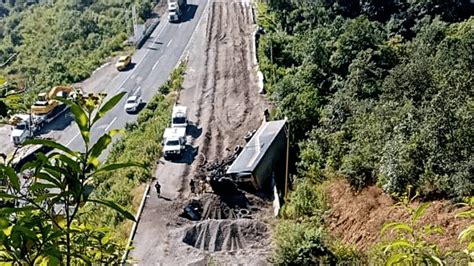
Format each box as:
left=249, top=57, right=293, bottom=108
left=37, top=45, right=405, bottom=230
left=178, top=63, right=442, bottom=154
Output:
left=168, top=0, right=187, bottom=22
left=9, top=114, right=33, bottom=146
left=162, top=127, right=186, bottom=160
left=11, top=122, right=30, bottom=146
left=171, top=105, right=188, bottom=128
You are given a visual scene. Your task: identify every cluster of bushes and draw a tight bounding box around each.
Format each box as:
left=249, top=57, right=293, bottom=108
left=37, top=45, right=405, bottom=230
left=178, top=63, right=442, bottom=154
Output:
left=257, top=0, right=473, bottom=200
left=0, top=0, right=156, bottom=113
left=257, top=0, right=473, bottom=263
left=82, top=61, right=186, bottom=239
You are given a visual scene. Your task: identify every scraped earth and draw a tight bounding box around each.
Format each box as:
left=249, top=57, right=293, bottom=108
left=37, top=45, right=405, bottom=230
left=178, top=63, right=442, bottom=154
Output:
left=326, top=179, right=471, bottom=252
left=130, top=0, right=272, bottom=264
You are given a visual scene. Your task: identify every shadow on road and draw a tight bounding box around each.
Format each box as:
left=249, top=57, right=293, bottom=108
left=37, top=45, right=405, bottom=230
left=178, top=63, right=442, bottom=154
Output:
left=170, top=145, right=199, bottom=165
left=39, top=112, right=74, bottom=134
left=120, top=62, right=136, bottom=72
left=187, top=123, right=202, bottom=139
left=180, top=4, right=198, bottom=23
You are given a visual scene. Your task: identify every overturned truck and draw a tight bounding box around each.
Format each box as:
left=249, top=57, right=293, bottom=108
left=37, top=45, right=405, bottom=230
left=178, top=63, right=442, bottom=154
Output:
left=226, top=119, right=288, bottom=191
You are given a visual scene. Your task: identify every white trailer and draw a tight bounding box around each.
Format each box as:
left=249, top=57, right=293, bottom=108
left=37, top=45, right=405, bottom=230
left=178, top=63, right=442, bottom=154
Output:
left=162, top=127, right=186, bottom=160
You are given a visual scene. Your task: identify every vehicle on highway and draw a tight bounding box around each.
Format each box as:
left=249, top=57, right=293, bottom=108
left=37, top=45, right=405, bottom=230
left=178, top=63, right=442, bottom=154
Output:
left=168, top=0, right=187, bottom=23
left=10, top=86, right=76, bottom=145
left=116, top=55, right=132, bottom=71
left=171, top=105, right=188, bottom=128
left=10, top=117, right=32, bottom=146
left=124, top=95, right=142, bottom=113
left=162, top=127, right=186, bottom=160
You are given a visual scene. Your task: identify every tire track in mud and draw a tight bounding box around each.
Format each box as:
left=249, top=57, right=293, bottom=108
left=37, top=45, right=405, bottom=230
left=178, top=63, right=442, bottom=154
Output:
left=193, top=1, right=265, bottom=164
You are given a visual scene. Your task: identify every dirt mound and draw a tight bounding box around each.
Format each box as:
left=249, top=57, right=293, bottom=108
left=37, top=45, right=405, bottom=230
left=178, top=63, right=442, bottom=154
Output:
left=182, top=219, right=268, bottom=252
left=325, top=179, right=470, bottom=252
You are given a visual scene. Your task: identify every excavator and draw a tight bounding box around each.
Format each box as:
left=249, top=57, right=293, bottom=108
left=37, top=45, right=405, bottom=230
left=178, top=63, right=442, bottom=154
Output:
left=10, top=86, right=83, bottom=145
left=30, top=86, right=73, bottom=115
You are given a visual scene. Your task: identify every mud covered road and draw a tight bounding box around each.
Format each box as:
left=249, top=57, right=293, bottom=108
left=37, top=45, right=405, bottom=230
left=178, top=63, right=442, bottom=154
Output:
left=130, top=0, right=272, bottom=264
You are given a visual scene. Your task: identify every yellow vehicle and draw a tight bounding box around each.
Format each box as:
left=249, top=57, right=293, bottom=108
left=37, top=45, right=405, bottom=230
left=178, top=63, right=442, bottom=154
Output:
left=31, top=86, right=72, bottom=115
left=116, top=55, right=132, bottom=71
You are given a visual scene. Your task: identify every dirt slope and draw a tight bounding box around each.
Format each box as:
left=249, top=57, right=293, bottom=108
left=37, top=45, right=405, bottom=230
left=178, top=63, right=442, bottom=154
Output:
left=326, top=179, right=470, bottom=252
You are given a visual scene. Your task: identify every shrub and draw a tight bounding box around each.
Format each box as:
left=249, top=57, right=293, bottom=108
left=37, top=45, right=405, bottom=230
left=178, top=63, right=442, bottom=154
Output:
left=273, top=221, right=333, bottom=265
left=282, top=179, right=327, bottom=220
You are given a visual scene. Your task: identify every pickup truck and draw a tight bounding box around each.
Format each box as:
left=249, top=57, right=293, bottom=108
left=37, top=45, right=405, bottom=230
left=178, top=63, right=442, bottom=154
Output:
left=162, top=127, right=186, bottom=160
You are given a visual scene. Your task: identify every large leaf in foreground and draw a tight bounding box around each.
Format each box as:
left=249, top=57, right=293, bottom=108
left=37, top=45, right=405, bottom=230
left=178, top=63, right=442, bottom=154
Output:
left=92, top=92, right=126, bottom=125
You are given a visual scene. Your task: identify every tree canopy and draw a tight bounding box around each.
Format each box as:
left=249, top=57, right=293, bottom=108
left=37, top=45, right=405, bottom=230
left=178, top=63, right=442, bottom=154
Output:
left=258, top=0, right=473, bottom=199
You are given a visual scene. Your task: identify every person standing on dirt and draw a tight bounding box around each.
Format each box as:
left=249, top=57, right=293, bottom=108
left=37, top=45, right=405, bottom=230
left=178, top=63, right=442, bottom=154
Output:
left=155, top=181, right=161, bottom=199
left=190, top=179, right=195, bottom=194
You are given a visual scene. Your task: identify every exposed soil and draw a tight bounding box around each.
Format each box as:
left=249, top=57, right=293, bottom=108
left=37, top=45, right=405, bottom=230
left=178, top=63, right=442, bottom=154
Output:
left=183, top=219, right=269, bottom=252
left=191, top=0, right=264, bottom=164
left=325, top=179, right=471, bottom=252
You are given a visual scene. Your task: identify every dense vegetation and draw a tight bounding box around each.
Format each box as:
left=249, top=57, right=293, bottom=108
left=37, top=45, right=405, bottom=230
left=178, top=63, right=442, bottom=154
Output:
left=258, top=0, right=473, bottom=200
left=257, top=0, right=473, bottom=264
left=0, top=0, right=155, bottom=114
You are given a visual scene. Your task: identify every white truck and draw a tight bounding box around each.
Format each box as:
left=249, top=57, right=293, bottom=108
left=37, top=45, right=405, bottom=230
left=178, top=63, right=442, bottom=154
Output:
left=10, top=114, right=34, bottom=146
left=162, top=127, right=186, bottom=160
left=9, top=86, right=80, bottom=145
left=168, top=0, right=187, bottom=23
left=9, top=103, right=68, bottom=146
left=171, top=105, right=188, bottom=128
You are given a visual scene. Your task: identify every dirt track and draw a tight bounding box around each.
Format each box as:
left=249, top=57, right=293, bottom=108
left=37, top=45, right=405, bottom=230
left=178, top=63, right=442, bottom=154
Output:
left=130, top=0, right=272, bottom=264
left=194, top=0, right=264, bottom=163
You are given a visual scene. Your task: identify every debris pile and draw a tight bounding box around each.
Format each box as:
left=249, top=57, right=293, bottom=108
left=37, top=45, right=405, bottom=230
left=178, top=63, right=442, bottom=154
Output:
left=181, top=194, right=252, bottom=221
left=182, top=219, right=268, bottom=252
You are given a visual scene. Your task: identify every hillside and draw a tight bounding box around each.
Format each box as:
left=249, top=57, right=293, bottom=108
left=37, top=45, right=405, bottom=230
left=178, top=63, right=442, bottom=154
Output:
left=0, top=0, right=155, bottom=114
left=256, top=0, right=473, bottom=264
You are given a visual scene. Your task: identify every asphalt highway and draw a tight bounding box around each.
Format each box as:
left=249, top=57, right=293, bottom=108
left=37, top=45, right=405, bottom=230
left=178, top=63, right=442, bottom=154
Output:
left=52, top=0, right=206, bottom=157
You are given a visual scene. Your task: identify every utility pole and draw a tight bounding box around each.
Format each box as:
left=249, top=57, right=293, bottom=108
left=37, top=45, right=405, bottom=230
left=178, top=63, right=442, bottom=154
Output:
left=284, top=117, right=289, bottom=200
left=132, top=4, right=137, bottom=38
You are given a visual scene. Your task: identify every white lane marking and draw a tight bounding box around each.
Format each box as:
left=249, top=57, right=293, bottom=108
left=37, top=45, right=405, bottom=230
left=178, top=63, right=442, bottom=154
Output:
left=135, top=86, right=141, bottom=95
left=167, top=39, right=173, bottom=47
left=187, top=6, right=191, bottom=12
left=104, top=117, right=118, bottom=132
left=175, top=0, right=209, bottom=69
left=152, top=60, right=160, bottom=70
left=115, top=86, right=125, bottom=93
left=179, top=23, right=182, bottom=28
left=66, top=132, right=80, bottom=147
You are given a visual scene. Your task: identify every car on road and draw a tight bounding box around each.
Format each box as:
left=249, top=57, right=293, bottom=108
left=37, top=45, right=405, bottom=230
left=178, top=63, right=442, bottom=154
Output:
left=124, top=95, right=142, bottom=113
left=116, top=55, right=132, bottom=71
